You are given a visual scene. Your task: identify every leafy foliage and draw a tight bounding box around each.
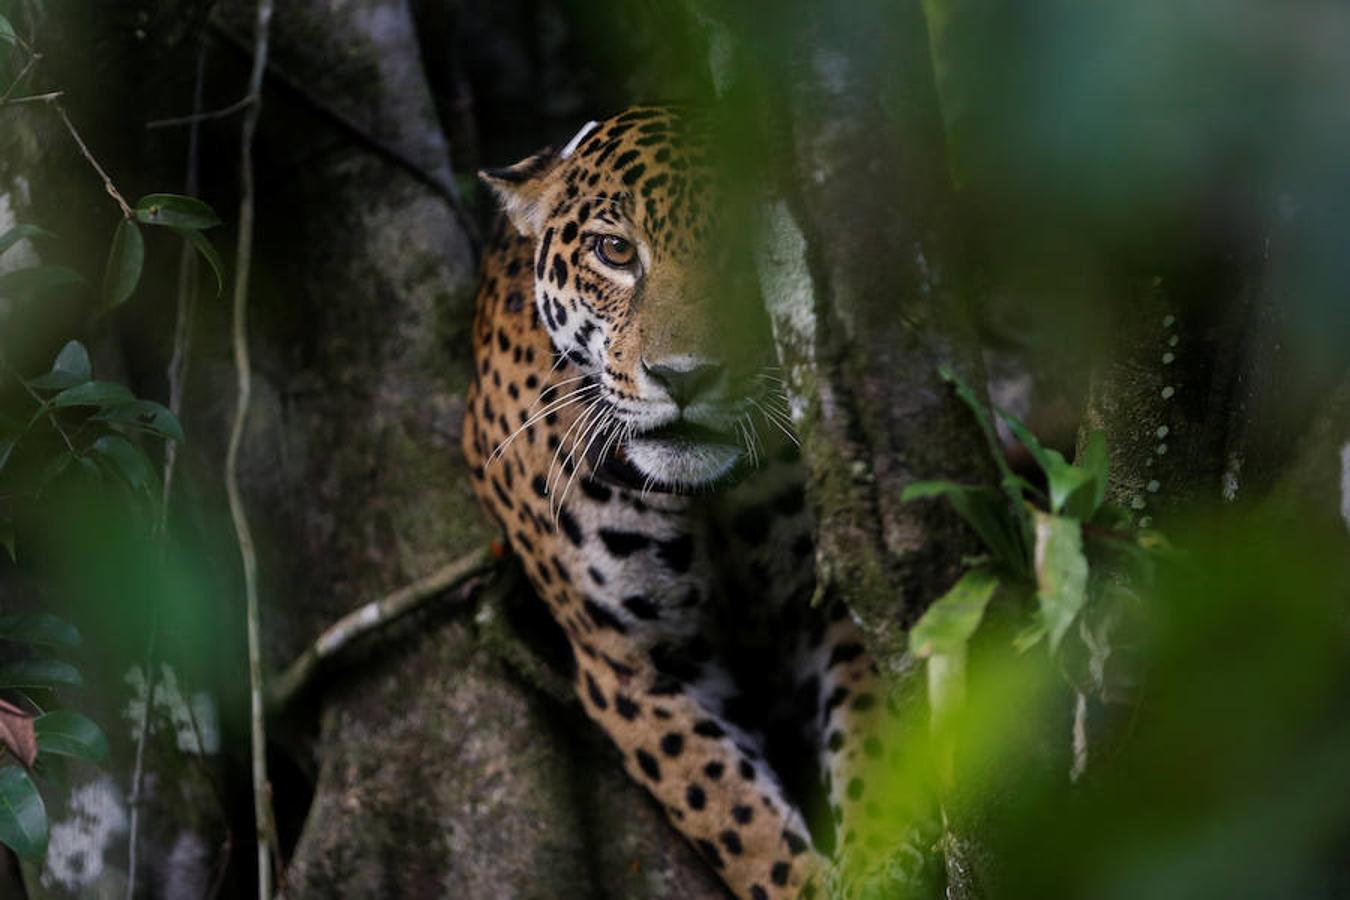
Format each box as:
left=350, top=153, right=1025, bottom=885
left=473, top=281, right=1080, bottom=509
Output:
left=0, top=612, right=105, bottom=861
left=0, top=206, right=214, bottom=861
left=902, top=366, right=1151, bottom=673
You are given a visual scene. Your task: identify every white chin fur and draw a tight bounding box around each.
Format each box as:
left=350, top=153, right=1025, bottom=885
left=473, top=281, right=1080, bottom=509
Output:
left=624, top=437, right=741, bottom=487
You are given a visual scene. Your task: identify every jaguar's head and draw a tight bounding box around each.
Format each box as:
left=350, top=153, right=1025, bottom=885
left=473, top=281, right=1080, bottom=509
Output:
left=482, top=106, right=792, bottom=492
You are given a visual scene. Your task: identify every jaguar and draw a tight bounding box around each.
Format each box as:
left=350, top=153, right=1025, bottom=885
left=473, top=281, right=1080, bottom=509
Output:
left=463, top=106, right=889, bottom=899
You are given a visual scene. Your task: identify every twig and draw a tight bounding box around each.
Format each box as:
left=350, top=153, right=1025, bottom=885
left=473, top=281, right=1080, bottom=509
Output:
left=0, top=89, right=61, bottom=107
left=125, top=41, right=210, bottom=900
left=0, top=51, right=40, bottom=105
left=267, top=546, right=496, bottom=710
left=146, top=94, right=255, bottom=130
left=52, top=102, right=133, bottom=218
left=224, top=1, right=277, bottom=897
left=0, top=352, right=78, bottom=457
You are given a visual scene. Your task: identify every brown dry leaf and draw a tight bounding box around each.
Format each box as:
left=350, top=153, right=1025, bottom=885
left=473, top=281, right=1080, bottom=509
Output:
left=0, top=697, right=37, bottom=768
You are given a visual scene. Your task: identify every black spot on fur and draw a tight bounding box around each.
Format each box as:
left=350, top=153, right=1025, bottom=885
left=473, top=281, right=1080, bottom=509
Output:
left=719, top=830, right=743, bottom=855
left=558, top=507, right=584, bottom=546
left=536, top=228, right=553, bottom=278
left=656, top=534, right=694, bottom=572
left=704, top=761, right=725, bottom=780
left=584, top=672, right=607, bottom=710
left=622, top=163, right=647, bottom=186
left=615, top=694, right=640, bottom=720
left=622, top=595, right=660, bottom=620
left=771, top=861, right=791, bottom=886
left=783, top=830, right=809, bottom=855
left=694, top=720, right=726, bottom=739
left=583, top=597, right=628, bottom=634
left=636, top=749, right=661, bottom=781
left=660, top=732, right=684, bottom=758
left=829, top=643, right=866, bottom=667
left=579, top=479, right=612, bottom=502
left=686, top=784, right=706, bottom=811
left=732, top=805, right=753, bottom=825
left=599, top=529, right=650, bottom=557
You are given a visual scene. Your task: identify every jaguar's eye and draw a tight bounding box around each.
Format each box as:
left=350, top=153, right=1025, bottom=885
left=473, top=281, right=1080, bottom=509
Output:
left=595, top=235, right=637, bottom=269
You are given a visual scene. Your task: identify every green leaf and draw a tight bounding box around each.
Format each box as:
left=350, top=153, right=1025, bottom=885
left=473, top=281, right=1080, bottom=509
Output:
left=89, top=435, right=157, bottom=495
left=997, top=408, right=1056, bottom=475
left=101, top=219, right=144, bottom=309
left=27, top=340, right=92, bottom=392
left=1033, top=511, right=1089, bottom=652
left=134, top=194, right=221, bottom=230
left=26, top=371, right=83, bottom=391
left=909, top=569, right=1000, bottom=658
left=0, top=225, right=54, bottom=256
left=938, top=366, right=1034, bottom=554
left=91, top=400, right=183, bottom=442
left=1012, top=619, right=1048, bottom=654
left=1078, top=430, right=1109, bottom=517
left=0, top=437, right=13, bottom=472
left=1047, top=463, right=1093, bottom=518
left=0, top=265, right=85, bottom=300
left=0, top=659, right=81, bottom=690
left=903, top=480, right=1028, bottom=576
left=34, top=712, right=107, bottom=763
left=0, top=521, right=12, bottom=563
left=0, top=14, right=15, bottom=45
left=901, top=479, right=972, bottom=502
left=51, top=340, right=91, bottom=381
left=0, top=766, right=48, bottom=862
left=0, top=615, right=80, bottom=649
left=996, top=408, right=1101, bottom=517
left=48, top=381, right=135, bottom=410
left=174, top=227, right=224, bottom=298
left=939, top=366, right=1012, bottom=483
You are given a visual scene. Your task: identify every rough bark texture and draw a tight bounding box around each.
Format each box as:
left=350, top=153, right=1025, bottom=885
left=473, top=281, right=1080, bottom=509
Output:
left=690, top=2, right=1003, bottom=895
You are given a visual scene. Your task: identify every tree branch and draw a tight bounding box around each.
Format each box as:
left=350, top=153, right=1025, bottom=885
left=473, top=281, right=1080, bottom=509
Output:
left=53, top=102, right=133, bottom=219
left=267, top=546, right=497, bottom=711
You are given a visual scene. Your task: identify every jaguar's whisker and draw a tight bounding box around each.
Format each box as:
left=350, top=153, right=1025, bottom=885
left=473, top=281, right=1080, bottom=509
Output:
left=557, top=409, right=614, bottom=515
left=547, top=394, right=606, bottom=501
left=487, top=383, right=602, bottom=465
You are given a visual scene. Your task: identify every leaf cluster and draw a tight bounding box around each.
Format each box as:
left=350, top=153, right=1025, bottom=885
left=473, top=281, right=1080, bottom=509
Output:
left=904, top=367, right=1159, bottom=696
left=0, top=613, right=108, bottom=862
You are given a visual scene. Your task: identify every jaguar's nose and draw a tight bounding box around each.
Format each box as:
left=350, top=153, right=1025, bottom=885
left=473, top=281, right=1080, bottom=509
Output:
left=643, top=358, right=725, bottom=408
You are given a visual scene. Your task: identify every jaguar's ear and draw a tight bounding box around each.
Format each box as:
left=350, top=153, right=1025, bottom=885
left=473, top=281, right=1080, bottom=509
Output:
left=479, top=147, right=561, bottom=238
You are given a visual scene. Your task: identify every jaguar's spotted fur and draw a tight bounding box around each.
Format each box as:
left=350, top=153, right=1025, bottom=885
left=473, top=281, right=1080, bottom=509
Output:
left=463, top=106, right=888, bottom=899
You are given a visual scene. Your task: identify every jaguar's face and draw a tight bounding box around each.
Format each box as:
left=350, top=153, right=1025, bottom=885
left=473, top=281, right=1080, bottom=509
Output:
left=482, top=107, right=791, bottom=492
